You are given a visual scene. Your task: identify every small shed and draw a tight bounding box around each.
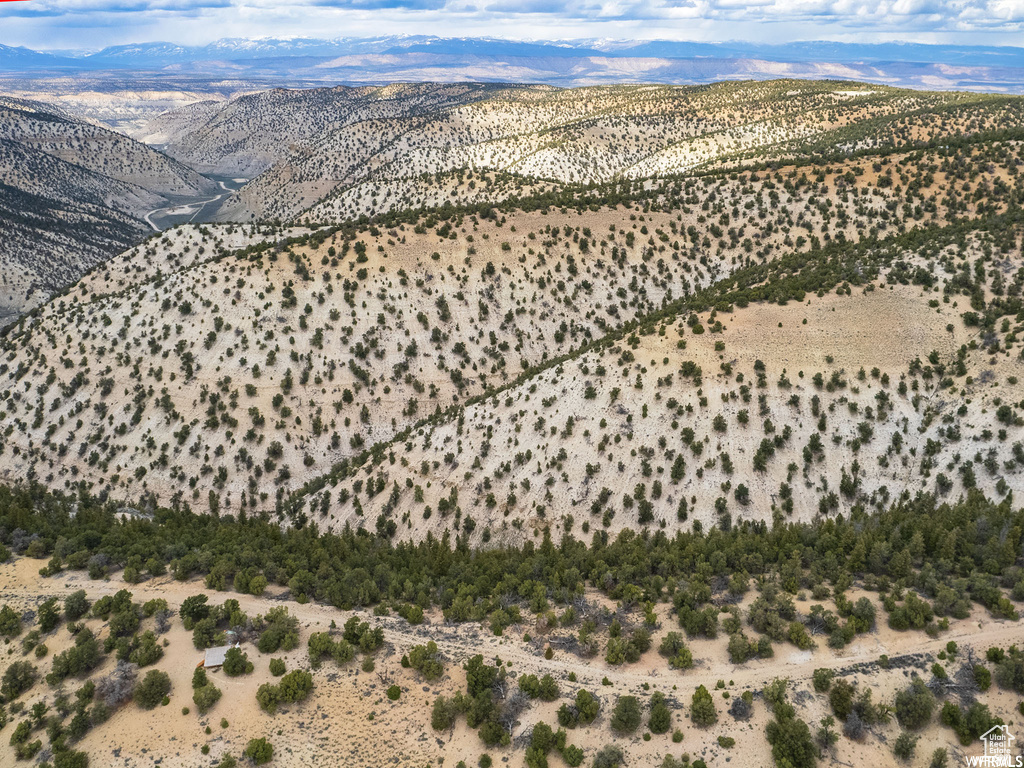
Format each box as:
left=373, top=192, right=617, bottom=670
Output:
left=202, top=646, right=231, bottom=669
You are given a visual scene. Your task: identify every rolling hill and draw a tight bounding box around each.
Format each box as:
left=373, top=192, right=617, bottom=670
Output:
left=1, top=88, right=1022, bottom=540
left=132, top=81, right=1024, bottom=227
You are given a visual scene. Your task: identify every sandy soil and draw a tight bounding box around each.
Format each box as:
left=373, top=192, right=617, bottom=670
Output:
left=0, top=557, right=1020, bottom=768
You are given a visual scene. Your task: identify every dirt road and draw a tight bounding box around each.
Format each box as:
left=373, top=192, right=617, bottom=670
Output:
left=3, top=556, right=1020, bottom=696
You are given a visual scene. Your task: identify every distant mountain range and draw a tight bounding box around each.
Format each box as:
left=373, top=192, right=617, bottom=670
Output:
left=2, top=36, right=1024, bottom=91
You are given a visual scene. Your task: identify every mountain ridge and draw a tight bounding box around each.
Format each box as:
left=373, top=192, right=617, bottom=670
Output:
left=4, top=37, right=1024, bottom=92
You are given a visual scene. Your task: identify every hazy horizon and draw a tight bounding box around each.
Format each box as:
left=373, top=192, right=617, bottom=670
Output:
left=8, top=34, right=1024, bottom=57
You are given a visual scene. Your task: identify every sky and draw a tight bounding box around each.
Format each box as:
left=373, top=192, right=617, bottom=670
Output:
left=2, top=0, right=1024, bottom=52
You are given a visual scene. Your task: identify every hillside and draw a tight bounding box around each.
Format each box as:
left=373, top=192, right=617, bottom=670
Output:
left=148, top=83, right=520, bottom=179
left=0, top=126, right=1021, bottom=534
left=0, top=169, right=143, bottom=325
left=141, top=80, right=1024, bottom=225
left=0, top=97, right=219, bottom=320
left=0, top=97, right=215, bottom=200
left=301, top=223, right=1024, bottom=546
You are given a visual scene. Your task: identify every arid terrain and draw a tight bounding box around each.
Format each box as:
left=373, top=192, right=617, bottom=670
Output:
left=0, top=555, right=1021, bottom=768
left=0, top=77, right=1022, bottom=768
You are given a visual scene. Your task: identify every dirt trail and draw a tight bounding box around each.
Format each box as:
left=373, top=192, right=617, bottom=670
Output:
left=2, top=557, right=1022, bottom=768
left=3, top=557, right=1020, bottom=696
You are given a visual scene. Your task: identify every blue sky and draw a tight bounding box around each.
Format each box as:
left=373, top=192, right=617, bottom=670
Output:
left=3, top=0, right=1024, bottom=51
